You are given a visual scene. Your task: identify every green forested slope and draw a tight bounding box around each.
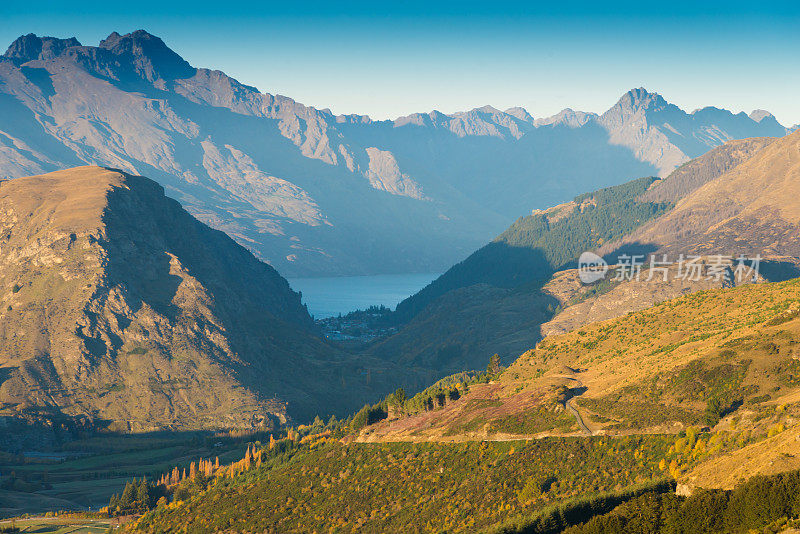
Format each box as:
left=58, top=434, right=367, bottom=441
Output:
left=562, top=469, right=800, bottom=534
left=393, top=176, right=670, bottom=322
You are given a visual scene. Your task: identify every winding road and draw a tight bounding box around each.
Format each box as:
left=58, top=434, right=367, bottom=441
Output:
left=558, top=376, right=593, bottom=436
left=566, top=397, right=592, bottom=435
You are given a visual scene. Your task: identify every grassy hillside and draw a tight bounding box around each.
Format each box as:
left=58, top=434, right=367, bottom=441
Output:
left=603, top=130, right=800, bottom=265
left=41, top=275, right=800, bottom=533
left=121, top=459, right=800, bottom=534
left=638, top=137, right=775, bottom=204
left=366, top=276, right=800, bottom=447
left=366, top=262, right=727, bottom=381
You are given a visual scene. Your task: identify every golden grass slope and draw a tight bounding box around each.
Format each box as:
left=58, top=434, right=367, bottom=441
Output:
left=605, top=130, right=800, bottom=260
left=639, top=136, right=777, bottom=204
left=366, top=277, right=800, bottom=443
left=684, top=422, right=800, bottom=490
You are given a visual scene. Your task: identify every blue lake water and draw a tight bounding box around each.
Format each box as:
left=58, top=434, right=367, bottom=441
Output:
left=288, top=273, right=441, bottom=319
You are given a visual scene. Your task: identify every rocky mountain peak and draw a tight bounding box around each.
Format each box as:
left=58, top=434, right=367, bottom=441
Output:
left=750, top=109, right=776, bottom=123
left=3, top=33, right=81, bottom=62
left=98, top=29, right=195, bottom=82
left=472, top=105, right=501, bottom=114
left=613, top=87, right=670, bottom=113
left=504, top=106, right=534, bottom=123
left=598, top=87, right=675, bottom=133
left=534, top=108, right=597, bottom=128
left=748, top=109, right=785, bottom=130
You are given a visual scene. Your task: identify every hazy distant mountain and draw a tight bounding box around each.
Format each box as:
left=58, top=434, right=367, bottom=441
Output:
left=0, top=166, right=409, bottom=429
left=0, top=31, right=790, bottom=276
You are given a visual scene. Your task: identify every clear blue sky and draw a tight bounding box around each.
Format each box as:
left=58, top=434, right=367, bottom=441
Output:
left=2, top=0, right=799, bottom=125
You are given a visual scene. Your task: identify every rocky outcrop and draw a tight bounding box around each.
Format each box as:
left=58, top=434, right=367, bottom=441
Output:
left=364, top=147, right=426, bottom=199
left=3, top=34, right=81, bottom=62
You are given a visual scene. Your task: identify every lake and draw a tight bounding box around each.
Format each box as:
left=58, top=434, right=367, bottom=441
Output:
left=288, top=272, right=440, bottom=318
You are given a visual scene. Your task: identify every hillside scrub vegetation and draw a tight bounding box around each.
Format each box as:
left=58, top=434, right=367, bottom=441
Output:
left=129, top=435, right=673, bottom=533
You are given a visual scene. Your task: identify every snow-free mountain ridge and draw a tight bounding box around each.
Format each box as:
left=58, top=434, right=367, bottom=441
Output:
left=0, top=31, right=790, bottom=276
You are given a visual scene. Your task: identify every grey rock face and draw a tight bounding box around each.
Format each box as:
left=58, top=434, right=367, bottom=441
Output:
left=3, top=34, right=82, bottom=62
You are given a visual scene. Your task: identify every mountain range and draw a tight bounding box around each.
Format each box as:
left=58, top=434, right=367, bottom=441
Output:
left=3, top=132, right=787, bottom=435
left=0, top=31, right=791, bottom=276
left=1, top=120, right=797, bottom=440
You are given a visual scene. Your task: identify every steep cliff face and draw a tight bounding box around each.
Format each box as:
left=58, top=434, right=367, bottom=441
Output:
left=0, top=166, right=406, bottom=430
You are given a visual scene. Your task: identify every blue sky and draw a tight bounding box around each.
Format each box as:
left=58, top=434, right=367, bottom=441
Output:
left=2, top=1, right=799, bottom=124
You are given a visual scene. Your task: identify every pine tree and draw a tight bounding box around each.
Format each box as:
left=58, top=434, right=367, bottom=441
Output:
left=108, top=493, right=119, bottom=514
left=171, top=466, right=179, bottom=485
left=244, top=446, right=252, bottom=470
left=120, top=479, right=137, bottom=510
left=392, top=388, right=406, bottom=407
left=136, top=478, right=152, bottom=511
left=487, top=354, right=501, bottom=376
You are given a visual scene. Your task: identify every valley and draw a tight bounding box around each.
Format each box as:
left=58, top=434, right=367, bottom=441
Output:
left=289, top=272, right=440, bottom=319
left=0, top=431, right=256, bottom=517
left=1, top=14, right=800, bottom=533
